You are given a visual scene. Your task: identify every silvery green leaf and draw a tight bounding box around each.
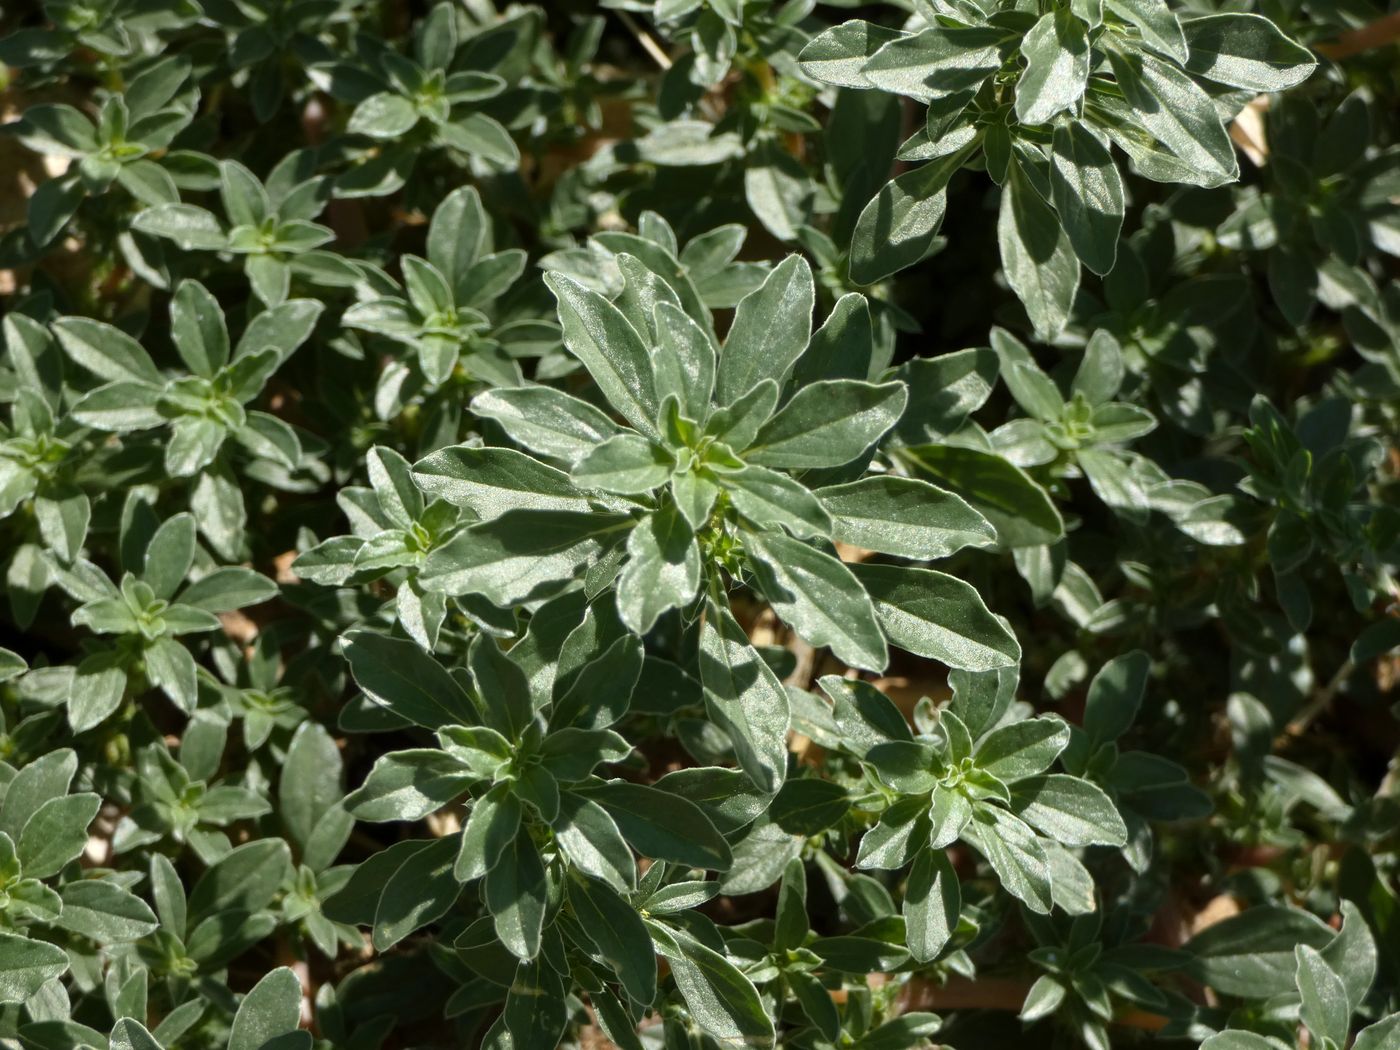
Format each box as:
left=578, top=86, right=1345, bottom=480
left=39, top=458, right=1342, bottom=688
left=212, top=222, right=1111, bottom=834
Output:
left=1016, top=10, right=1089, bottom=126
left=698, top=604, right=790, bottom=794
left=746, top=531, right=888, bottom=672
left=852, top=563, right=1020, bottom=671
left=716, top=254, right=814, bottom=405
left=1182, top=14, right=1315, bottom=92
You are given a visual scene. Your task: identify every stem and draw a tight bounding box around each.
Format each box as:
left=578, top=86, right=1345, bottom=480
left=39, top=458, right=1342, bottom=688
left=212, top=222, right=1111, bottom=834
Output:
left=1316, top=13, right=1400, bottom=60
left=1282, top=657, right=1354, bottom=739
left=897, top=976, right=1169, bottom=1031
left=616, top=11, right=672, bottom=71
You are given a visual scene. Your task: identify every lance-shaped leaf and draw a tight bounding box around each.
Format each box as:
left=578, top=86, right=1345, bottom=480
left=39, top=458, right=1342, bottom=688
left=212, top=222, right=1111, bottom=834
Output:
left=747, top=531, right=888, bottom=672
left=419, top=510, right=628, bottom=607
left=745, top=380, right=907, bottom=469
left=413, top=446, right=595, bottom=519
left=1010, top=774, right=1128, bottom=847
left=716, top=255, right=814, bottom=404
left=815, top=477, right=995, bottom=559
left=1050, top=122, right=1124, bottom=276
left=1016, top=10, right=1089, bottom=126
left=646, top=921, right=775, bottom=1049
left=1182, top=14, right=1315, bottom=92
left=849, top=144, right=974, bottom=285
left=568, top=874, right=656, bottom=1004
left=904, top=847, right=961, bottom=963
left=545, top=273, right=659, bottom=437
left=341, top=629, right=479, bottom=729
left=998, top=160, right=1080, bottom=341
left=698, top=603, right=791, bottom=793
left=852, top=563, right=1020, bottom=670
left=616, top=503, right=701, bottom=634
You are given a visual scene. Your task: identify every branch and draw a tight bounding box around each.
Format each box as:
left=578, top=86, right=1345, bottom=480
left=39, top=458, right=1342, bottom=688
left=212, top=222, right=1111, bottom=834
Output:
left=1316, top=13, right=1400, bottom=60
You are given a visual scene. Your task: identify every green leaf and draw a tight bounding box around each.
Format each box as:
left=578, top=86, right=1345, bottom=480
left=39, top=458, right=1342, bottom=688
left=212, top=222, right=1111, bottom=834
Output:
left=143, top=513, right=196, bottom=600
left=1010, top=774, right=1128, bottom=847
left=798, top=20, right=907, bottom=90
left=568, top=875, right=657, bottom=1003
left=851, top=563, right=1020, bottom=671
left=1296, top=944, right=1350, bottom=1049
left=1354, top=1017, right=1400, bottom=1050
left=653, top=300, right=717, bottom=418
left=904, top=847, right=960, bottom=963
left=455, top=785, right=522, bottom=882
left=617, top=503, right=701, bottom=634
left=1103, top=0, right=1188, bottom=63
left=1182, top=14, right=1315, bottom=91
left=720, top=463, right=832, bottom=541
left=485, top=827, right=548, bottom=959
left=647, top=921, right=775, bottom=1049
left=991, top=327, right=1064, bottom=422
left=348, top=92, right=420, bottom=138
left=902, top=443, right=1064, bottom=548
left=1019, top=973, right=1067, bottom=1022
left=170, top=280, right=229, bottom=377
left=471, top=387, right=622, bottom=465
left=0, top=648, right=25, bottom=684
left=716, top=254, right=814, bottom=404
left=849, top=147, right=972, bottom=285
left=1050, top=122, right=1124, bottom=276
left=0, top=932, right=69, bottom=1004
left=0, top=749, right=77, bottom=841
left=1185, top=905, right=1335, bottom=998
left=698, top=604, right=791, bottom=793
left=219, top=161, right=271, bottom=227
left=973, top=718, right=1069, bottom=783
left=413, top=446, right=594, bottom=519
left=860, top=24, right=1005, bottom=102
left=747, top=531, right=888, bottom=672
left=770, top=778, right=850, bottom=836
left=177, top=568, right=278, bottom=613
left=419, top=510, right=626, bottom=607
left=960, top=806, right=1052, bottom=913
left=234, top=298, right=322, bottom=364
left=341, top=629, right=479, bottom=729
left=816, top=477, right=995, bottom=559
left=52, top=879, right=160, bottom=942
left=188, top=839, right=291, bottom=917
left=466, top=633, right=532, bottom=739
left=1083, top=650, right=1149, bottom=743
left=1322, top=901, right=1377, bottom=1015
left=865, top=741, right=942, bottom=795
left=744, top=139, right=812, bottom=242
left=590, top=780, right=732, bottom=870
left=345, top=749, right=474, bottom=821
left=745, top=380, right=906, bottom=469
left=228, top=967, right=303, bottom=1050
left=553, top=793, right=635, bottom=892
left=17, top=791, right=100, bottom=878
left=1016, top=10, right=1089, bottom=126
left=572, top=433, right=673, bottom=494
left=545, top=272, right=660, bottom=437
left=110, top=1020, right=164, bottom=1050
left=1106, top=48, right=1238, bottom=187
left=373, top=835, right=461, bottom=950
left=998, top=160, right=1080, bottom=340
left=52, top=317, right=161, bottom=386
left=131, top=204, right=228, bottom=249
left=1197, top=1035, right=1285, bottom=1050
left=793, top=292, right=874, bottom=387
left=69, top=653, right=129, bottom=733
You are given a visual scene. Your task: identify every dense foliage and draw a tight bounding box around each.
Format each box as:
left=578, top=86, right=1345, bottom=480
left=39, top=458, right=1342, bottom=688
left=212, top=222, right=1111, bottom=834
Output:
left=0, top=1, right=1398, bottom=1048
